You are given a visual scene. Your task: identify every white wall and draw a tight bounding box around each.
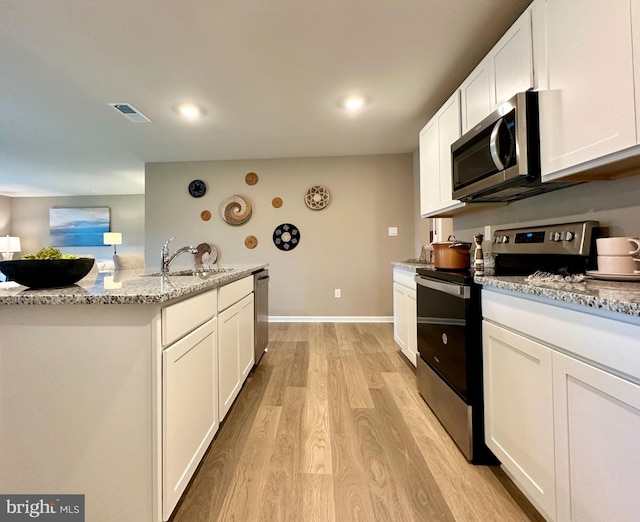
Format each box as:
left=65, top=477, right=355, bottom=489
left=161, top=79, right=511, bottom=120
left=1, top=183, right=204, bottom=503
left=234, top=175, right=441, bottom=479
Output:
left=10, top=195, right=144, bottom=261
left=145, top=154, right=415, bottom=318
left=0, top=196, right=11, bottom=236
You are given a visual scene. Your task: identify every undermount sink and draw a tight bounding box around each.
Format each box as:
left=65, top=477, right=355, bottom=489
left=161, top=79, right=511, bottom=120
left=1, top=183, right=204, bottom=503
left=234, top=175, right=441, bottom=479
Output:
left=145, top=267, right=236, bottom=277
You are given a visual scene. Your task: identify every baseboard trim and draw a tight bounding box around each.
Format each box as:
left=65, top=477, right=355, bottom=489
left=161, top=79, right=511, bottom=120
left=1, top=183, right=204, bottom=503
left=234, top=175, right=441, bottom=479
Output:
left=269, top=316, right=392, bottom=323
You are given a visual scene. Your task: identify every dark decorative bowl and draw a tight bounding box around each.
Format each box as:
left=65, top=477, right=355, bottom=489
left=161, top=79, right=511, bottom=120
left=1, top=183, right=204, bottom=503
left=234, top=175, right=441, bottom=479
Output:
left=0, top=258, right=95, bottom=289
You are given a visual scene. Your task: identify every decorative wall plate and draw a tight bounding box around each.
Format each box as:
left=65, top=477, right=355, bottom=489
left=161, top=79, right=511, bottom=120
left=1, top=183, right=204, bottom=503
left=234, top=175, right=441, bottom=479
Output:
left=245, top=172, right=259, bottom=185
left=188, top=179, right=207, bottom=198
left=200, top=210, right=211, bottom=221
left=220, top=195, right=252, bottom=225
left=245, top=235, right=258, bottom=249
left=272, top=197, right=283, bottom=208
left=273, top=223, right=300, bottom=251
left=305, top=185, right=330, bottom=210
left=194, top=242, right=217, bottom=264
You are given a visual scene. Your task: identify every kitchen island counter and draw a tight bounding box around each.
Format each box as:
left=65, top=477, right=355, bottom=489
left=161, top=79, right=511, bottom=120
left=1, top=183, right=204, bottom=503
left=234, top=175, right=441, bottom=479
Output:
left=0, top=263, right=267, bottom=305
left=0, top=262, right=266, bottom=522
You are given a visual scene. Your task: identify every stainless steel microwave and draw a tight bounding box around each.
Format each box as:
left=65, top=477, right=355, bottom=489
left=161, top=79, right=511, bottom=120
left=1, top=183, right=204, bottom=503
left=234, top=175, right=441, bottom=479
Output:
left=451, top=91, right=574, bottom=202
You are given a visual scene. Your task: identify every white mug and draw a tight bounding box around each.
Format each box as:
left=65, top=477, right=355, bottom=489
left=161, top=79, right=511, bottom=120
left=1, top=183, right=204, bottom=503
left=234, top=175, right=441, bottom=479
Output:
left=597, top=255, right=638, bottom=274
left=596, top=237, right=640, bottom=256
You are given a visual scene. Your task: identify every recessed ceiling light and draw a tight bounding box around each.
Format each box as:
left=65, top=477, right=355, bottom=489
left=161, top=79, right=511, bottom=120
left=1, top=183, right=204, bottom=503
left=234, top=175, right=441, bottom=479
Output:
left=176, top=103, right=205, bottom=120
left=341, top=95, right=368, bottom=112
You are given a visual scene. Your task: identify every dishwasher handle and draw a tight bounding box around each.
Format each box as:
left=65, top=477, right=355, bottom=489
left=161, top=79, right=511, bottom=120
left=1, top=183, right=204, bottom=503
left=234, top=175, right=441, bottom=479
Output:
left=414, top=275, right=471, bottom=299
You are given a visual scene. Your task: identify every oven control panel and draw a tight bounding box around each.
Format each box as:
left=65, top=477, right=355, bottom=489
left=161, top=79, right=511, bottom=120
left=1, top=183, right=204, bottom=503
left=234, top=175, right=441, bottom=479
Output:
left=492, top=221, right=599, bottom=256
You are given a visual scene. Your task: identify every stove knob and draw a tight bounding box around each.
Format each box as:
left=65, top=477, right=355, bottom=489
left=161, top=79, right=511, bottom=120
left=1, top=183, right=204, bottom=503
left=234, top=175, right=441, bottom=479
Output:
left=565, top=231, right=575, bottom=241
left=552, top=232, right=562, bottom=242
left=494, top=236, right=501, bottom=244
left=501, top=235, right=509, bottom=244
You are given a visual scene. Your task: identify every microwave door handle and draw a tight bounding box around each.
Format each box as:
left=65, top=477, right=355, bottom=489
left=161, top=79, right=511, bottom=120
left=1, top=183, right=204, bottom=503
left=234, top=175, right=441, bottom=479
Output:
left=489, top=118, right=505, bottom=171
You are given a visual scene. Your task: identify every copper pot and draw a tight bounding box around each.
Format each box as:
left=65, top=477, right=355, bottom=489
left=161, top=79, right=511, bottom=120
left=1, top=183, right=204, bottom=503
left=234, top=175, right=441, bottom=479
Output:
left=431, top=236, right=472, bottom=270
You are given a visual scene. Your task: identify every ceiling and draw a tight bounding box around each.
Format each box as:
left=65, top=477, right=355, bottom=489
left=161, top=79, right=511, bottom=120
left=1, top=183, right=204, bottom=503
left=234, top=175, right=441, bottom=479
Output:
left=1, top=0, right=531, bottom=197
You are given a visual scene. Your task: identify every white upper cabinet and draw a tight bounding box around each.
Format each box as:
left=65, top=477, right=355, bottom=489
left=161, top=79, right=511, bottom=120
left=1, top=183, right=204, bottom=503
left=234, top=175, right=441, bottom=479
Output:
left=460, top=58, right=492, bottom=134
left=460, top=6, right=534, bottom=133
left=533, top=0, right=637, bottom=181
left=419, top=91, right=465, bottom=217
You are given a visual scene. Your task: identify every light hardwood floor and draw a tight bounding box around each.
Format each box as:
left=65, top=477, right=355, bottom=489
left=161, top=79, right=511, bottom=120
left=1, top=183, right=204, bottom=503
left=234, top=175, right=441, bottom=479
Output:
left=171, top=322, right=544, bottom=522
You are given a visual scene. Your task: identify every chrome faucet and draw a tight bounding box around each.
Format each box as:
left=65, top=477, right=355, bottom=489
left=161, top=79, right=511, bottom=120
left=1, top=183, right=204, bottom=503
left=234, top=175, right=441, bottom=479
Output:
left=161, top=237, right=198, bottom=273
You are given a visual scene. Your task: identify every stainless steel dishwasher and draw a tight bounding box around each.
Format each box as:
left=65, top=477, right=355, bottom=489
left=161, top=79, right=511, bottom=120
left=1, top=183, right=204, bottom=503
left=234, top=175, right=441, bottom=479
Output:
left=253, top=269, right=269, bottom=366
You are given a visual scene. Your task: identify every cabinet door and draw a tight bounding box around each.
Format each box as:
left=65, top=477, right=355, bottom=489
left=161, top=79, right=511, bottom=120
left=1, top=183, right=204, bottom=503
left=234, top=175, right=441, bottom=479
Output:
left=491, top=7, right=533, bottom=108
left=218, top=301, right=242, bottom=422
left=163, top=318, right=218, bottom=519
left=238, top=293, right=255, bottom=382
left=460, top=58, right=492, bottom=133
left=534, top=0, right=636, bottom=180
left=405, top=287, right=417, bottom=367
left=420, top=92, right=464, bottom=217
left=419, top=119, right=440, bottom=216
left=483, top=321, right=556, bottom=520
left=553, top=352, right=640, bottom=522
left=437, top=92, right=462, bottom=205
left=393, top=282, right=409, bottom=351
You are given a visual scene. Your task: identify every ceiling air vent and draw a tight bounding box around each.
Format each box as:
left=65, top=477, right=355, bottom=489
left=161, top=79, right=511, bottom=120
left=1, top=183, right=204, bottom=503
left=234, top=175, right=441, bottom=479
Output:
left=109, top=103, right=151, bottom=123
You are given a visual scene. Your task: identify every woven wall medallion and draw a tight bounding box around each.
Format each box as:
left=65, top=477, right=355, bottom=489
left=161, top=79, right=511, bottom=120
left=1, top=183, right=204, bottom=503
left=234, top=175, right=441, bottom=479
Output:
left=273, top=223, right=300, bottom=251
left=188, top=179, right=207, bottom=198
left=245, top=235, right=258, bottom=249
left=245, top=172, right=259, bottom=185
left=200, top=210, right=211, bottom=221
left=272, top=197, right=283, bottom=208
left=220, top=195, right=252, bottom=225
left=305, top=185, right=330, bottom=210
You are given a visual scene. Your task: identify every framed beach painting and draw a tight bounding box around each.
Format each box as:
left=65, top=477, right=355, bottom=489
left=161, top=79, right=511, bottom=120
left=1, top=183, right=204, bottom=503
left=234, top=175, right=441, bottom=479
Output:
left=49, top=207, right=110, bottom=247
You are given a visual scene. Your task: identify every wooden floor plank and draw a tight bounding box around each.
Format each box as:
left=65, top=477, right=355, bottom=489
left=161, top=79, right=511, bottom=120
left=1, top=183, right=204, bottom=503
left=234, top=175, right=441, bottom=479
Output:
left=288, top=340, right=309, bottom=387
left=214, top=405, right=282, bottom=522
left=294, top=473, right=336, bottom=522
left=331, top=434, right=377, bottom=522
left=369, top=387, right=456, bottom=521
left=258, top=387, right=306, bottom=522
left=300, top=370, right=332, bottom=475
left=341, top=353, right=375, bottom=408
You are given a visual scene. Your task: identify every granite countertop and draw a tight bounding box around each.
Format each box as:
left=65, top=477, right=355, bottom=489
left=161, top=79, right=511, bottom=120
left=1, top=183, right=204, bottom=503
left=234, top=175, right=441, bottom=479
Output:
left=477, top=274, right=640, bottom=319
left=0, top=263, right=267, bottom=305
left=392, top=260, right=433, bottom=271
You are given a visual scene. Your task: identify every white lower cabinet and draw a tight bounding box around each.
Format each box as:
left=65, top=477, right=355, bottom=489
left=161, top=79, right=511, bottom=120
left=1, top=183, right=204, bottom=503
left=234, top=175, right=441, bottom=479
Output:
left=553, top=351, right=640, bottom=522
left=218, top=292, right=255, bottom=421
left=482, top=289, right=640, bottom=521
left=393, top=267, right=417, bottom=366
left=483, top=321, right=556, bottom=520
left=162, top=317, right=218, bottom=520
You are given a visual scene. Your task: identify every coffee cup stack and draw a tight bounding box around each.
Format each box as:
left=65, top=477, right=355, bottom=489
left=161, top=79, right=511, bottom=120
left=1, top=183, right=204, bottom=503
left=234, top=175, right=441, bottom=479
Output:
left=596, top=237, right=640, bottom=274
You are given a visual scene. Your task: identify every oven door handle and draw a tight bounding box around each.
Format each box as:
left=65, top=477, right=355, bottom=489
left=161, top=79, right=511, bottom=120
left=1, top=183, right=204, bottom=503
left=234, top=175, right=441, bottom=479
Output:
left=414, top=275, right=471, bottom=299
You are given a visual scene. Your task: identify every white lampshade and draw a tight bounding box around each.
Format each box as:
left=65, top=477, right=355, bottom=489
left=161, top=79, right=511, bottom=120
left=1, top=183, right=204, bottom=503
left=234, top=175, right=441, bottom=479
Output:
left=0, top=235, right=21, bottom=260
left=104, top=232, right=123, bottom=255
left=103, top=232, right=122, bottom=245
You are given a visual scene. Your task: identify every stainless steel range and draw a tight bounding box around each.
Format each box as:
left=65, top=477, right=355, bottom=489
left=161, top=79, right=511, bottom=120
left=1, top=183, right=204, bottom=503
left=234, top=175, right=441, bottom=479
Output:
left=415, top=220, right=599, bottom=464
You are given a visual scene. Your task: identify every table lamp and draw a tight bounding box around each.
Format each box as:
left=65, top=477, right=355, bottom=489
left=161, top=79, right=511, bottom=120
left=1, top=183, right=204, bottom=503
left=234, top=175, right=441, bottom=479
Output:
left=0, top=235, right=21, bottom=260
left=103, top=232, right=122, bottom=255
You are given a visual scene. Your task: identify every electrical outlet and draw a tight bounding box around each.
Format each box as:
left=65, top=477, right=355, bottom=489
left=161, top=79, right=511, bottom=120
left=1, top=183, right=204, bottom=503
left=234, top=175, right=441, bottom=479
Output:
left=334, top=289, right=341, bottom=298
left=388, top=227, right=398, bottom=236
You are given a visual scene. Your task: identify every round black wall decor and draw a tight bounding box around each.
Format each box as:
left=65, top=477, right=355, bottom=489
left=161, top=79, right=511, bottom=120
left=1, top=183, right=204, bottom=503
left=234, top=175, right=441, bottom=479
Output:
left=273, top=223, right=300, bottom=251
left=188, top=179, right=207, bottom=198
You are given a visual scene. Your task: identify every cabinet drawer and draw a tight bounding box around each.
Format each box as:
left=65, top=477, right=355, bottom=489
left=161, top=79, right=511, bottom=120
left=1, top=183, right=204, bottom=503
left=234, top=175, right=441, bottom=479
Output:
left=162, top=289, right=217, bottom=346
left=393, top=268, right=416, bottom=289
left=218, top=276, right=253, bottom=312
